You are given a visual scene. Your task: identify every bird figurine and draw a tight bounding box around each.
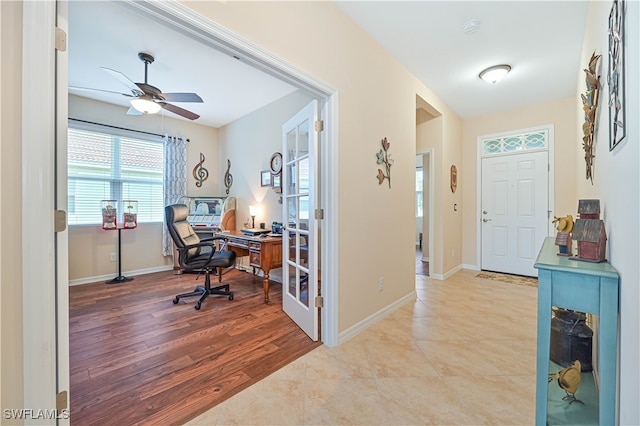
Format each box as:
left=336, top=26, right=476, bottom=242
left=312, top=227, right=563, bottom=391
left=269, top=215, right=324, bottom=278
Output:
left=548, top=360, right=583, bottom=405
left=553, top=215, right=574, bottom=233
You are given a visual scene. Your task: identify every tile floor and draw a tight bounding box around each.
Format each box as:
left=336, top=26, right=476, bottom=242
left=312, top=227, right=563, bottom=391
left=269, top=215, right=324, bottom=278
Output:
left=187, top=269, right=538, bottom=425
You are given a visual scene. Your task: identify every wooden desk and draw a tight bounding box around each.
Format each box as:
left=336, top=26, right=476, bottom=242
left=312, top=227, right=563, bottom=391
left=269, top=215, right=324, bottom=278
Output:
left=216, top=231, right=282, bottom=304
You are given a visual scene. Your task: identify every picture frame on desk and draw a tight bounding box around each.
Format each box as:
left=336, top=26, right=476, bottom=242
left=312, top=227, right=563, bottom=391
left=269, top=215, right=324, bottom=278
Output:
left=260, top=170, right=271, bottom=187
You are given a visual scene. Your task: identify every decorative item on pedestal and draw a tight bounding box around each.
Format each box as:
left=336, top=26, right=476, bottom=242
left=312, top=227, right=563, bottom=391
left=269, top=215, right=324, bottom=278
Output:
left=101, top=200, right=117, bottom=230
left=123, top=200, right=138, bottom=229
left=553, top=215, right=574, bottom=256
left=571, top=199, right=607, bottom=262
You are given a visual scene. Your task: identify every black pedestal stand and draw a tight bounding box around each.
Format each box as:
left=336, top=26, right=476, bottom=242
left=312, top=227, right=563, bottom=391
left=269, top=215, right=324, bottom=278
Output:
left=106, top=228, right=133, bottom=284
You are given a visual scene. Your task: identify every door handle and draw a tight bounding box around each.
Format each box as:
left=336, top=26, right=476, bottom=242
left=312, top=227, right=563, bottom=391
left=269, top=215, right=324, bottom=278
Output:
left=482, top=218, right=492, bottom=222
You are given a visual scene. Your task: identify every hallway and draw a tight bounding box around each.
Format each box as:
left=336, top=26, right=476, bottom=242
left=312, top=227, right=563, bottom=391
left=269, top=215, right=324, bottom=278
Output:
left=188, top=269, right=537, bottom=425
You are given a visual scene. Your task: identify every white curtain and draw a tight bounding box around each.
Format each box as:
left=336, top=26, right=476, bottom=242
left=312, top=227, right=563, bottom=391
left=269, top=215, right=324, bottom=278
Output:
left=162, top=135, right=187, bottom=256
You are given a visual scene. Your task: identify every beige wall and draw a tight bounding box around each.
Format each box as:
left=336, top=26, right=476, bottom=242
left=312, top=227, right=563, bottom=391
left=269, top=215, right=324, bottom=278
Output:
left=0, top=0, right=24, bottom=418
left=461, top=96, right=578, bottom=268
left=577, top=2, right=639, bottom=423
left=182, top=0, right=463, bottom=330
left=68, top=95, right=219, bottom=281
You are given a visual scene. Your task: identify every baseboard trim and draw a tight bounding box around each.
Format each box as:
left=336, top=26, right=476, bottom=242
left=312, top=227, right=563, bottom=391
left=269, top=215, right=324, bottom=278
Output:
left=69, top=265, right=174, bottom=286
left=421, top=256, right=429, bottom=262
left=443, top=264, right=463, bottom=280
left=462, top=263, right=479, bottom=271
left=338, top=291, right=416, bottom=345
left=430, top=264, right=464, bottom=281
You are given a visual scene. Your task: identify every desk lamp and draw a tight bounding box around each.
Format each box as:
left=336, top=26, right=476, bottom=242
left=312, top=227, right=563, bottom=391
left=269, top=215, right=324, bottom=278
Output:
left=249, top=205, right=257, bottom=229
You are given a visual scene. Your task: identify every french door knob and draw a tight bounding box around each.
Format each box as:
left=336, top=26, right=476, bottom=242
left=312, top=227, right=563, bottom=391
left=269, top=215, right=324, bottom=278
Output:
left=482, top=218, right=492, bottom=222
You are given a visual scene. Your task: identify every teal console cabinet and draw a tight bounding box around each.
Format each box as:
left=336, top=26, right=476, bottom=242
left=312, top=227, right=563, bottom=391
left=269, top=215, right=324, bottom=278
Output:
left=534, top=237, right=619, bottom=425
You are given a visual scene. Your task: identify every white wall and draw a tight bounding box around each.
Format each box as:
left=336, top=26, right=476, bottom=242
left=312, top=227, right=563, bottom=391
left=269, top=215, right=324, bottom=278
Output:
left=577, top=1, right=639, bottom=423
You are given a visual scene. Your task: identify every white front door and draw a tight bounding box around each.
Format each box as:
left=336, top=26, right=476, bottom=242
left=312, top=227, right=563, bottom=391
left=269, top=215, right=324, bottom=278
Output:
left=481, top=150, right=548, bottom=277
left=282, top=101, right=319, bottom=340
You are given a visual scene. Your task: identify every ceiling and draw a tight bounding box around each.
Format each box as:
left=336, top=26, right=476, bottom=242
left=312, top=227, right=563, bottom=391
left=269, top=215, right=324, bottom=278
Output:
left=69, top=1, right=589, bottom=127
left=335, top=1, right=589, bottom=118
left=68, top=1, right=298, bottom=128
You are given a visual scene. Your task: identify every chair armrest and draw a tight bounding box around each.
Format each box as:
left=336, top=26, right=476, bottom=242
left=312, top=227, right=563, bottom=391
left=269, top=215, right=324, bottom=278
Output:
left=177, top=241, right=218, bottom=254
left=201, top=235, right=230, bottom=250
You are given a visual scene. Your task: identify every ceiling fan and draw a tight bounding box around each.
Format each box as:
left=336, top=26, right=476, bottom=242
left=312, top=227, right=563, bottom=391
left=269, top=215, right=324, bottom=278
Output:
left=71, top=52, right=203, bottom=120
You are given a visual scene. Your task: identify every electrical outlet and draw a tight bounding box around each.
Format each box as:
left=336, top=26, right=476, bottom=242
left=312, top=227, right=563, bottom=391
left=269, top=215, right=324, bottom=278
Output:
left=110, top=252, right=117, bottom=262
left=378, top=277, right=384, bottom=292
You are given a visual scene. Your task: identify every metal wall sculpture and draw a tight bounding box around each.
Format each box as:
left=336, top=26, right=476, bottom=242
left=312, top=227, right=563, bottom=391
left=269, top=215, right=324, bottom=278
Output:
left=192, top=152, right=209, bottom=188
left=580, top=52, right=601, bottom=183
left=375, top=137, right=393, bottom=188
left=224, top=159, right=233, bottom=195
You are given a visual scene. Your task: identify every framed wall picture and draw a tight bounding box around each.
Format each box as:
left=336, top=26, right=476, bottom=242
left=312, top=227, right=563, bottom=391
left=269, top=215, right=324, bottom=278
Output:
left=608, top=0, right=626, bottom=150
left=272, top=173, right=282, bottom=193
left=260, top=170, right=271, bottom=187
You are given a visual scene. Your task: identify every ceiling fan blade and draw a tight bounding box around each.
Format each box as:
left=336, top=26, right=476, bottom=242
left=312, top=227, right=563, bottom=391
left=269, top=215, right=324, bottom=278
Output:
left=159, top=102, right=200, bottom=120
left=160, top=92, right=203, bottom=103
left=101, top=67, right=144, bottom=97
left=68, top=86, right=134, bottom=98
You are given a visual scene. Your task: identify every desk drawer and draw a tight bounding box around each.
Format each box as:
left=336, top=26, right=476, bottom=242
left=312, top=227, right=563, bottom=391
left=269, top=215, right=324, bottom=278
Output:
left=228, top=241, right=249, bottom=250
left=249, top=249, right=261, bottom=267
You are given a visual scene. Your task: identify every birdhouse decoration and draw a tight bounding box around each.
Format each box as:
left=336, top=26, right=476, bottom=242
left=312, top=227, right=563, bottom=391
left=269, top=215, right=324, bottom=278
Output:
left=572, top=199, right=607, bottom=262
left=553, top=215, right=574, bottom=256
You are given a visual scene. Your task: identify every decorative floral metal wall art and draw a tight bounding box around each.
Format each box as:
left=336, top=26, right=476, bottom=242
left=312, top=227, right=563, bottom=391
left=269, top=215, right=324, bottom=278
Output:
left=375, top=137, right=394, bottom=188
left=608, top=0, right=626, bottom=150
left=580, top=51, right=601, bottom=184
left=192, top=152, right=209, bottom=187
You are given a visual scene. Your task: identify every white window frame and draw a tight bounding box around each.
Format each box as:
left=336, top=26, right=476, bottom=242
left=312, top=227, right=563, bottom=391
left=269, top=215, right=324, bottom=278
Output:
left=67, top=120, right=165, bottom=226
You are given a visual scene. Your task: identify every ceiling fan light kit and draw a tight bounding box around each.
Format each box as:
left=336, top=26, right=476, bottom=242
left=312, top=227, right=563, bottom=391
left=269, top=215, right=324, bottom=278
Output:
left=130, top=94, right=162, bottom=114
left=479, top=64, right=511, bottom=84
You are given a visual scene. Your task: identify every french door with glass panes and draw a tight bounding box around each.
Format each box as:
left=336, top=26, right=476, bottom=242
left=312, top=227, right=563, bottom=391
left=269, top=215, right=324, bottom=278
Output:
left=282, top=101, right=319, bottom=340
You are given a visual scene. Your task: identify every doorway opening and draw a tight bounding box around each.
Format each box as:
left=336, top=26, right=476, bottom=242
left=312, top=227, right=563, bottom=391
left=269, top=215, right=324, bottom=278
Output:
left=415, top=153, right=430, bottom=277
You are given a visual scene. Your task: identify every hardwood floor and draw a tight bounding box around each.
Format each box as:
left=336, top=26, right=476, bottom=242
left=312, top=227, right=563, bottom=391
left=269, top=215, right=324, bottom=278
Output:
left=69, top=268, right=320, bottom=425
left=416, top=246, right=429, bottom=276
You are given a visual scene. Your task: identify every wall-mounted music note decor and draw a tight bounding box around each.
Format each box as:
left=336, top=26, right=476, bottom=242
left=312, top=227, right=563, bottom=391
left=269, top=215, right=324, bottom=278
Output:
left=224, top=159, right=233, bottom=195
left=193, top=153, right=209, bottom=188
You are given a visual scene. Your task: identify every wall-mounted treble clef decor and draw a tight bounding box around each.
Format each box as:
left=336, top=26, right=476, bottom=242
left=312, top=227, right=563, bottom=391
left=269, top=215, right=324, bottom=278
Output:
left=192, top=153, right=209, bottom=188
left=224, top=159, right=233, bottom=195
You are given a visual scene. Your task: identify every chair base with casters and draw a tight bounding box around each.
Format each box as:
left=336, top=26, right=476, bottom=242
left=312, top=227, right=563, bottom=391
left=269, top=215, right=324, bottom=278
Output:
left=173, top=266, right=234, bottom=310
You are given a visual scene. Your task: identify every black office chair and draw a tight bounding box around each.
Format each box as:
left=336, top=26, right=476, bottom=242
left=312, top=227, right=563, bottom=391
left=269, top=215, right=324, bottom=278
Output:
left=165, top=204, right=236, bottom=310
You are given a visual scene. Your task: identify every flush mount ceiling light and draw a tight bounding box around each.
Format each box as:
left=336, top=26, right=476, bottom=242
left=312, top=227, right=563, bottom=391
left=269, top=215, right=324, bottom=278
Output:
left=479, top=64, right=511, bottom=84
left=130, top=94, right=162, bottom=114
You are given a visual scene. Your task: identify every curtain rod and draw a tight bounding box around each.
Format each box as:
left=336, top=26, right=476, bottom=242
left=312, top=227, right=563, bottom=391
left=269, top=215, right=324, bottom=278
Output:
left=68, top=118, right=166, bottom=138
